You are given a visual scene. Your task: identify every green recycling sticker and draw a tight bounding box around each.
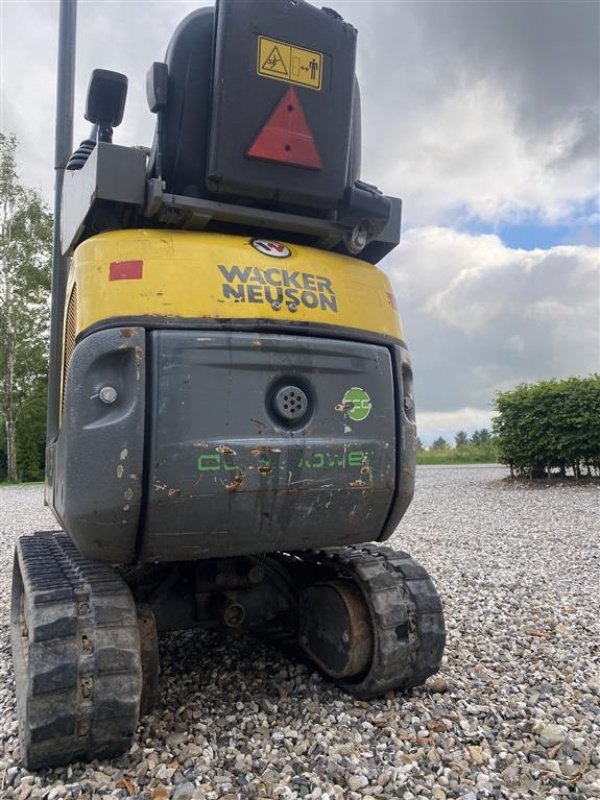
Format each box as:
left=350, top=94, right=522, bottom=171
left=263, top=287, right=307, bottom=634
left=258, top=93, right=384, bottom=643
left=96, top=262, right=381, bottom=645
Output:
left=343, top=387, right=372, bottom=422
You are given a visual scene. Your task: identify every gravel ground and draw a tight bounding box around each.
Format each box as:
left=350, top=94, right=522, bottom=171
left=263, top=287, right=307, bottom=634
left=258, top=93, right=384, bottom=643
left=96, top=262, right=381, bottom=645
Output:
left=0, top=465, right=599, bottom=800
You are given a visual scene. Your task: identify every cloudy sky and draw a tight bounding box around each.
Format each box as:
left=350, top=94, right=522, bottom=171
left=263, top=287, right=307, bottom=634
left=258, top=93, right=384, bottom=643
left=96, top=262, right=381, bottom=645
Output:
left=1, top=0, right=598, bottom=443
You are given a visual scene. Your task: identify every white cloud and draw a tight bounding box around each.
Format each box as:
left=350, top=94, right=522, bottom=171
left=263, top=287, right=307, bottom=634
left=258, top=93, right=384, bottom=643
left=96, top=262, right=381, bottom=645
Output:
left=348, top=1, right=599, bottom=229
left=382, top=227, right=599, bottom=413
left=372, top=79, right=598, bottom=229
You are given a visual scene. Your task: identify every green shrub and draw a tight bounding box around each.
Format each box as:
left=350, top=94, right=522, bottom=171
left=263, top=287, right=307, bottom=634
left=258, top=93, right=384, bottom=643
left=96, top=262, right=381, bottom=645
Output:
left=492, top=375, right=600, bottom=478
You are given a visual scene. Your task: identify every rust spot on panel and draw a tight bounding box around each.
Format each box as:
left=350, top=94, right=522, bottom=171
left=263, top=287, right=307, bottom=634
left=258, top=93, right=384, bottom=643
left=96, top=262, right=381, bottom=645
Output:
left=216, top=445, right=236, bottom=455
left=153, top=482, right=182, bottom=498
left=226, top=472, right=245, bottom=492
left=120, top=329, right=134, bottom=338
left=258, top=465, right=273, bottom=475
left=116, top=464, right=124, bottom=479
left=349, top=480, right=367, bottom=488
left=335, top=403, right=353, bottom=412
left=124, top=487, right=134, bottom=501
left=251, top=446, right=282, bottom=456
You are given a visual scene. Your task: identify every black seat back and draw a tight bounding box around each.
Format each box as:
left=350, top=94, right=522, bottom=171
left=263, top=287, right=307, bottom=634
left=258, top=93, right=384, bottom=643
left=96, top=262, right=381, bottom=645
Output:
left=149, top=7, right=215, bottom=198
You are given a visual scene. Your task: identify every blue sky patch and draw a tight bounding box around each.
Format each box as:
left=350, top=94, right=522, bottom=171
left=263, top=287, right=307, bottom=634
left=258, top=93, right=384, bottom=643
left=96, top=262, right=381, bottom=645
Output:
left=454, top=199, right=599, bottom=250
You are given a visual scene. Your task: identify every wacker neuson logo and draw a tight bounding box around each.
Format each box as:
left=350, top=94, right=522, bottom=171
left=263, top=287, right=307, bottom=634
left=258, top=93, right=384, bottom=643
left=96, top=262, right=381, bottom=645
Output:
left=218, top=265, right=338, bottom=313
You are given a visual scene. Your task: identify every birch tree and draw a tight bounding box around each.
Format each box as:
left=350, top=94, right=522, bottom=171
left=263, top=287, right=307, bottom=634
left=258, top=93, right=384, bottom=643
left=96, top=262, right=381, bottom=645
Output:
left=0, top=134, right=52, bottom=481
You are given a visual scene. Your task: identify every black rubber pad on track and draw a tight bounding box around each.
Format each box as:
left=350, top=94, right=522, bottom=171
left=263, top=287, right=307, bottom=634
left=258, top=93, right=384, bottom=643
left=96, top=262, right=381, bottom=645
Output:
left=11, top=532, right=142, bottom=769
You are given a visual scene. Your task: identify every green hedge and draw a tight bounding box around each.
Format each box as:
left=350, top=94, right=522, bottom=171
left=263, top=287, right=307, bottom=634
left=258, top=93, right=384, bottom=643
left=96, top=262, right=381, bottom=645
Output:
left=492, top=375, right=600, bottom=478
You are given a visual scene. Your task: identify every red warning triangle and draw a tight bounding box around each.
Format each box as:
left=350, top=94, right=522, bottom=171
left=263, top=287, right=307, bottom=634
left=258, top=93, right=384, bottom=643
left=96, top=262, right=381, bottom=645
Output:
left=246, top=87, right=322, bottom=170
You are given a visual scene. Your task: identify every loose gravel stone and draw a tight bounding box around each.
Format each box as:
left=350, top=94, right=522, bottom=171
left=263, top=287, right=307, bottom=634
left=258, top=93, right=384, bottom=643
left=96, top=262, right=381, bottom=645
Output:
left=427, top=676, right=449, bottom=694
left=1, top=467, right=599, bottom=799
left=538, top=724, right=568, bottom=748
left=171, top=782, right=195, bottom=800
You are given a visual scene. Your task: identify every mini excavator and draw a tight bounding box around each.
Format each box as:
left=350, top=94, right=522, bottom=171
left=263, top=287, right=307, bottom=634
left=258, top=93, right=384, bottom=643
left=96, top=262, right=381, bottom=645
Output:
left=10, top=0, right=446, bottom=768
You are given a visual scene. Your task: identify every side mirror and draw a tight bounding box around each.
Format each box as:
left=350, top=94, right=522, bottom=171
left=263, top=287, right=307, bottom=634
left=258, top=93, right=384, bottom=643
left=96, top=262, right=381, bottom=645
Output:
left=85, top=69, right=128, bottom=141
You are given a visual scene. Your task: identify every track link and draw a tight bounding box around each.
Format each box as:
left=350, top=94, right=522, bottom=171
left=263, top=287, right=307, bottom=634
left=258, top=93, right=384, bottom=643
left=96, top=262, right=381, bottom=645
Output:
left=11, top=532, right=143, bottom=769
left=286, top=544, right=446, bottom=698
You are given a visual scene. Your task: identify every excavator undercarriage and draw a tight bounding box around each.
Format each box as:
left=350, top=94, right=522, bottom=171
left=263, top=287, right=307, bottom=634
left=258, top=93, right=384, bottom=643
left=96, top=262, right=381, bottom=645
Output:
left=12, top=532, right=444, bottom=768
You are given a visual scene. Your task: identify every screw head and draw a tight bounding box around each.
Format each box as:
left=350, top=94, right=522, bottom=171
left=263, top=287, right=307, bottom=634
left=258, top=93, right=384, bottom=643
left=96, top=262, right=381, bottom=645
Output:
left=99, top=386, right=118, bottom=404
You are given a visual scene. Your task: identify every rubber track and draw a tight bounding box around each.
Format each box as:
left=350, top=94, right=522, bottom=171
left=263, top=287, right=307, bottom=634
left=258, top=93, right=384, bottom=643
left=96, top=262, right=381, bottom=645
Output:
left=11, top=532, right=142, bottom=769
left=292, top=544, right=446, bottom=698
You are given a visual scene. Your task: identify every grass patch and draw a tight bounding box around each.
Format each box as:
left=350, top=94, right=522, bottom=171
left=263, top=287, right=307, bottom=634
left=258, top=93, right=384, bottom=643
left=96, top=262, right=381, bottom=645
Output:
left=0, top=479, right=45, bottom=486
left=417, top=452, right=499, bottom=465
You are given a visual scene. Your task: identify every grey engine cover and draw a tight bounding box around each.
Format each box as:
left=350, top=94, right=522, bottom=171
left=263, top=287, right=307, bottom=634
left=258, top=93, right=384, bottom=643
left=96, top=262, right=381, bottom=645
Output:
left=142, top=331, right=396, bottom=561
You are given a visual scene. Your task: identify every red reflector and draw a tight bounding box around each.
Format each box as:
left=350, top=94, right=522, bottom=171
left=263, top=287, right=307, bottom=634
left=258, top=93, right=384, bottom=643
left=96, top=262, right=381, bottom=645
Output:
left=109, top=260, right=143, bottom=281
left=246, top=87, right=322, bottom=170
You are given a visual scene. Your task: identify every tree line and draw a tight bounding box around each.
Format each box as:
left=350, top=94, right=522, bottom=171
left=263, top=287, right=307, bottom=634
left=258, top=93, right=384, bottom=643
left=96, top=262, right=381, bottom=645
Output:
left=0, top=134, right=52, bottom=482
left=416, top=429, right=497, bottom=464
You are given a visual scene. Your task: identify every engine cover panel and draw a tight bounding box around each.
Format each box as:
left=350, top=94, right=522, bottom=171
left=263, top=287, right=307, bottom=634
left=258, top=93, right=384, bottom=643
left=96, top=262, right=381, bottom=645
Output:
left=141, top=331, right=396, bottom=561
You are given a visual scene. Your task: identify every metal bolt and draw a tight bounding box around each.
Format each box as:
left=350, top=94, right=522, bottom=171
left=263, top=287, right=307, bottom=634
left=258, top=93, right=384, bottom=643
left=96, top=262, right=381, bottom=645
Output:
left=344, top=221, right=370, bottom=254
left=287, top=302, right=299, bottom=312
left=271, top=301, right=282, bottom=311
left=99, top=385, right=118, bottom=404
left=222, top=602, right=246, bottom=628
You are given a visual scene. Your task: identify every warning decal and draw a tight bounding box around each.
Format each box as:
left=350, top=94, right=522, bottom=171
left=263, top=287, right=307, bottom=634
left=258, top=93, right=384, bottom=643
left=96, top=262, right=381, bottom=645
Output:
left=257, top=36, right=323, bottom=90
left=261, top=45, right=288, bottom=77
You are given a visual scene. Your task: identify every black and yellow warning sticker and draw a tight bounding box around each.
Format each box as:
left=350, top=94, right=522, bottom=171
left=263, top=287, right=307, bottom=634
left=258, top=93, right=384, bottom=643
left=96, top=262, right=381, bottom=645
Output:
left=257, top=35, right=323, bottom=90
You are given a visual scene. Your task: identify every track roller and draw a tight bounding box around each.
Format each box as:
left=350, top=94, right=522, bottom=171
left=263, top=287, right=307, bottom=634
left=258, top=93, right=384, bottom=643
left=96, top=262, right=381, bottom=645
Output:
left=10, top=532, right=148, bottom=769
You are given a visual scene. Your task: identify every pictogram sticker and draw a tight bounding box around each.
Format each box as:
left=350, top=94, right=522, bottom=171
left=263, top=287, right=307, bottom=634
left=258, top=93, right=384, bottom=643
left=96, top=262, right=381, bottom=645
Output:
left=261, top=45, right=289, bottom=77
left=257, top=36, right=322, bottom=90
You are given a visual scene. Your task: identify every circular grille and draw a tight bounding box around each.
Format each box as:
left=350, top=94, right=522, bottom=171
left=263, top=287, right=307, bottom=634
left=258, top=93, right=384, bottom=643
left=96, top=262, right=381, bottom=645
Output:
left=273, top=385, right=309, bottom=422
